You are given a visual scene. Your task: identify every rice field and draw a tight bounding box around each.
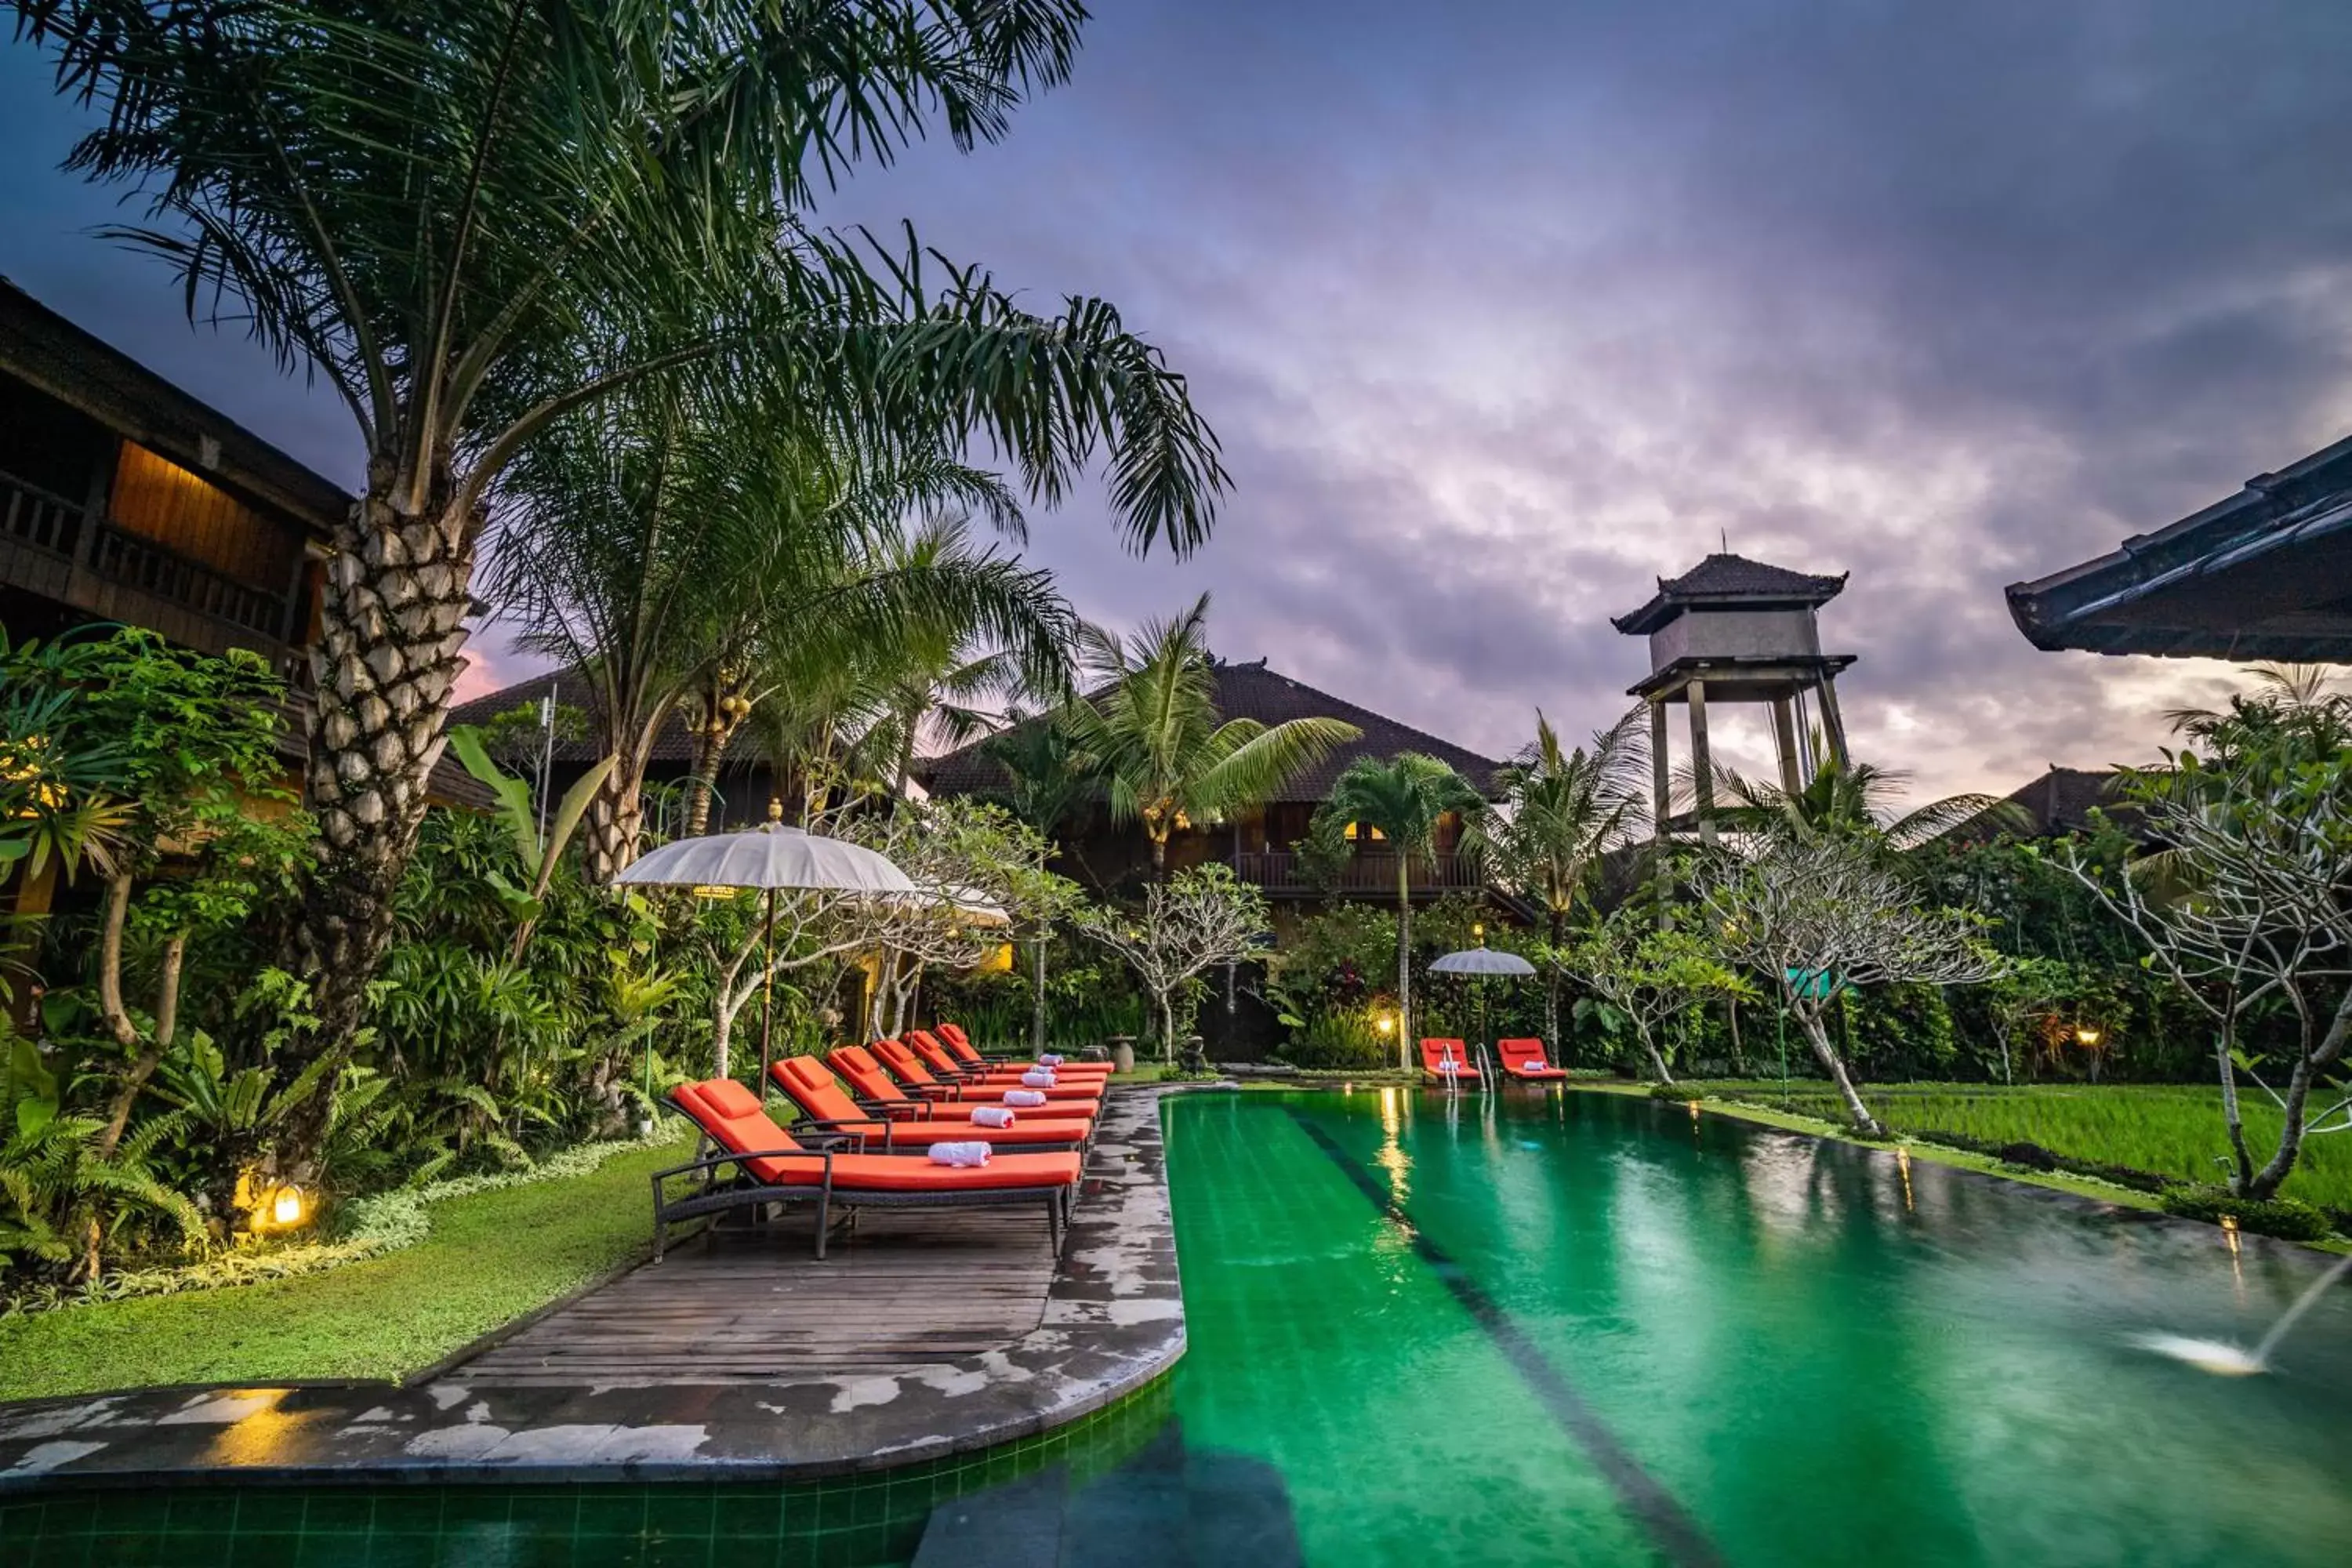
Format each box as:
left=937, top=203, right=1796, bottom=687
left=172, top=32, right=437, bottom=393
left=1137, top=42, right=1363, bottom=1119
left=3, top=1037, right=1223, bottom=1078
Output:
left=1679, top=1081, right=2352, bottom=1214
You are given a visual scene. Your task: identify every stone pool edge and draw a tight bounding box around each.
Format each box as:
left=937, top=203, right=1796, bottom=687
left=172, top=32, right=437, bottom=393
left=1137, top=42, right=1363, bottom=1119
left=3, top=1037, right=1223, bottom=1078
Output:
left=0, top=1085, right=1195, bottom=1492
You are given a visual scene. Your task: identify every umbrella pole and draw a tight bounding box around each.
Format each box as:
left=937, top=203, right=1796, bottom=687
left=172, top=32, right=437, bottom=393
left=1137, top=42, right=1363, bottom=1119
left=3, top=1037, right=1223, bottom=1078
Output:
left=760, top=887, right=776, bottom=1091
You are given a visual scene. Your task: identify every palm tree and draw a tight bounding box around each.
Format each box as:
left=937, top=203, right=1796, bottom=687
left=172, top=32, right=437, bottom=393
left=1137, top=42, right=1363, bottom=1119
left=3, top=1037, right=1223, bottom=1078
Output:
left=983, top=706, right=1093, bottom=1054
left=1465, top=709, right=1648, bottom=1043
left=1708, top=746, right=2016, bottom=851
left=1065, top=595, right=1359, bottom=878
left=485, top=391, right=1072, bottom=880
left=15, top=0, right=1225, bottom=1163
left=1323, top=753, right=1486, bottom=1066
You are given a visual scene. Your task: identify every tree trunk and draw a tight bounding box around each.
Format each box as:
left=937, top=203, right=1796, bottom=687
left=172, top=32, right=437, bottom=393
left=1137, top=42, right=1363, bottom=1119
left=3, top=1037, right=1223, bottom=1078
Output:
left=1032, top=935, right=1049, bottom=1056
left=96, top=934, right=185, bottom=1160
left=2216, top=1018, right=2258, bottom=1194
left=583, top=751, right=648, bottom=884
left=1396, top=858, right=1413, bottom=1070
left=1639, top=1023, right=1675, bottom=1087
left=2245, top=987, right=2352, bottom=1199
left=1160, top=992, right=1177, bottom=1063
left=685, top=717, right=724, bottom=837
left=282, top=494, right=474, bottom=1174
left=1544, top=907, right=1563, bottom=1050
left=1798, top=1005, right=1880, bottom=1134
left=96, top=873, right=137, bottom=1051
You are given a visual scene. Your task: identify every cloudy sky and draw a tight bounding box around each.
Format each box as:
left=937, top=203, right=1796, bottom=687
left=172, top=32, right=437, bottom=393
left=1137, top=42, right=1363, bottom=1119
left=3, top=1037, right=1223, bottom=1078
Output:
left=7, top=2, right=2351, bottom=801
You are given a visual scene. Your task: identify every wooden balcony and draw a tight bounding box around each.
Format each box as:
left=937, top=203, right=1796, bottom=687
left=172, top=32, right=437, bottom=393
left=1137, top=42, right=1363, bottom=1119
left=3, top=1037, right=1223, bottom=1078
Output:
left=1231, top=848, right=1485, bottom=899
left=1, top=463, right=308, bottom=677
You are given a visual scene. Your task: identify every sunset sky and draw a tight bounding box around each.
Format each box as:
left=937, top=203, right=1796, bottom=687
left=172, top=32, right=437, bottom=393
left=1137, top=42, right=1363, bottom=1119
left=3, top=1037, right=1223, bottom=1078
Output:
left=8, top=2, right=2350, bottom=800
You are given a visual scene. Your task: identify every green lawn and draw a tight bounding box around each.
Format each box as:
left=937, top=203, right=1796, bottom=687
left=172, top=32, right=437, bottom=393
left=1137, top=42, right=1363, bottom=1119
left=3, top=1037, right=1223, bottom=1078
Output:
left=0, top=1138, right=690, bottom=1403
left=1675, top=1080, right=2352, bottom=1212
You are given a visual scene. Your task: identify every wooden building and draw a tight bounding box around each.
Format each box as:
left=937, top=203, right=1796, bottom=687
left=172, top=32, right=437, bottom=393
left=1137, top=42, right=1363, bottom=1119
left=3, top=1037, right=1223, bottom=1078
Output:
left=919, top=657, right=1510, bottom=907
left=0, top=278, right=492, bottom=924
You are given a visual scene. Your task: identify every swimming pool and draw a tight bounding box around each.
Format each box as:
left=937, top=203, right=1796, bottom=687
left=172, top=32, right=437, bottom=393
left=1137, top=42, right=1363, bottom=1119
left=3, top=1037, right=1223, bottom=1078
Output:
left=6, top=1087, right=2349, bottom=1565
left=1159, top=1087, right=2352, bottom=1566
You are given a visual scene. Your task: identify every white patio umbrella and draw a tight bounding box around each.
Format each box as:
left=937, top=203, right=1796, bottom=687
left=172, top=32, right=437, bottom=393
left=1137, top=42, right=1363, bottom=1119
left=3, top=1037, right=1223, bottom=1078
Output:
left=1428, top=947, right=1537, bottom=978
left=1429, top=943, right=1537, bottom=1069
left=617, top=815, right=916, bottom=1083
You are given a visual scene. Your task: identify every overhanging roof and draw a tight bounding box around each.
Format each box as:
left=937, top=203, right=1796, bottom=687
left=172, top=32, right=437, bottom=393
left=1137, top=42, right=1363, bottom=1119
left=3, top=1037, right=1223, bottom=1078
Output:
left=2005, top=434, right=2352, bottom=662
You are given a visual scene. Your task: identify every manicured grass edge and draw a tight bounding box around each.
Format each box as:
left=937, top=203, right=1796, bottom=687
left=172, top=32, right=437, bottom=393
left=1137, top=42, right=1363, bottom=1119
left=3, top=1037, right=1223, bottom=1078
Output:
left=1566, top=1082, right=2352, bottom=1254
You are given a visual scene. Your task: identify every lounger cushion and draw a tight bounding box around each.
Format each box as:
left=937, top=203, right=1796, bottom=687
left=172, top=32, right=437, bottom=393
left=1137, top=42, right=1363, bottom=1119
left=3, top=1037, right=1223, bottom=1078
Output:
left=825, top=1151, right=1080, bottom=1191
left=675, top=1079, right=1079, bottom=1189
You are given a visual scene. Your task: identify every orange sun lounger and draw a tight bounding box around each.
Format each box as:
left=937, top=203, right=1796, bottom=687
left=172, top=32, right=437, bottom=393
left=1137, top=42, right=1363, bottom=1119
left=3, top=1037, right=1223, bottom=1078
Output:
left=1494, top=1038, right=1570, bottom=1081
left=931, top=1022, right=1112, bottom=1077
left=656, top=1077, right=1080, bottom=1260
left=827, top=1046, right=1102, bottom=1127
left=1419, top=1037, right=1480, bottom=1084
left=907, top=1028, right=1109, bottom=1081
left=877, top=1037, right=1105, bottom=1109
left=768, top=1055, right=1091, bottom=1152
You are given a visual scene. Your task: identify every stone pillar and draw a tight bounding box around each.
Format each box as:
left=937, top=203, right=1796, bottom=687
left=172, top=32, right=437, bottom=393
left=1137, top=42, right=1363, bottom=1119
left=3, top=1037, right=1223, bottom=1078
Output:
left=1817, top=673, right=1852, bottom=769
left=1687, top=678, right=1719, bottom=847
left=1770, top=695, right=1802, bottom=794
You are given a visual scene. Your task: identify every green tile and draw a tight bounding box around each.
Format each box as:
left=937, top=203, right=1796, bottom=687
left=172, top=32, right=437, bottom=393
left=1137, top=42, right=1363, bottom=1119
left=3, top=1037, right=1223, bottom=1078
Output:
left=643, top=1489, right=710, bottom=1541
left=366, top=1492, right=445, bottom=1537
left=295, top=1530, right=372, bottom=1568
left=228, top=1492, right=309, bottom=1536
left=573, top=1488, right=644, bottom=1538
left=162, top=1494, right=241, bottom=1536
left=506, top=1489, right=581, bottom=1537
left=438, top=1489, right=515, bottom=1528
left=299, top=1490, right=376, bottom=1533
left=358, top=1536, right=441, bottom=1568
left=708, top=1490, right=780, bottom=1540
left=218, top=1532, right=301, bottom=1568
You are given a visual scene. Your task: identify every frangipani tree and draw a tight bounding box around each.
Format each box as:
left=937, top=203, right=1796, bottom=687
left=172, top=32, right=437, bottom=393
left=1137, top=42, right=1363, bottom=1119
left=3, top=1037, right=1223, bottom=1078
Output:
left=1700, top=837, right=2002, bottom=1134
left=844, top=800, right=1081, bottom=1040
left=2068, top=677, right=2352, bottom=1198
left=1078, top=865, right=1270, bottom=1062
left=1552, top=913, right=1751, bottom=1087
left=14, top=0, right=1225, bottom=1168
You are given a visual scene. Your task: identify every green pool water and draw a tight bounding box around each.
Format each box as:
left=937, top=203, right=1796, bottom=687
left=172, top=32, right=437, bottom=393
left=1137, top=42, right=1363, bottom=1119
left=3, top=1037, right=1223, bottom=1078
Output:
left=7, top=1087, right=2350, bottom=1565
left=1160, top=1088, right=2352, bottom=1566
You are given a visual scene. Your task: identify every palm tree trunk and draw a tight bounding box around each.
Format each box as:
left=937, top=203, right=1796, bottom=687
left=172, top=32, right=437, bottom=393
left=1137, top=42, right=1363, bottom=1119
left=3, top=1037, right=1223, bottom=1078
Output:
left=583, top=750, right=649, bottom=884
left=1032, top=935, right=1050, bottom=1056
left=281, top=494, right=476, bottom=1174
left=1396, top=857, right=1413, bottom=1070
left=685, top=720, right=723, bottom=837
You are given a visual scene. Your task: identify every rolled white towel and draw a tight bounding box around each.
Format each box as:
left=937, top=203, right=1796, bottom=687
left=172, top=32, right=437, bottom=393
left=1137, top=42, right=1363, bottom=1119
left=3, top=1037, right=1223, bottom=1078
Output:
left=970, top=1105, right=1014, bottom=1129
left=1003, top=1089, right=1048, bottom=1108
left=928, top=1141, right=992, bottom=1167
left=1519, top=1060, right=1546, bottom=1074
left=1021, top=1069, right=1057, bottom=1087
left=1039, top=1053, right=1065, bottom=1067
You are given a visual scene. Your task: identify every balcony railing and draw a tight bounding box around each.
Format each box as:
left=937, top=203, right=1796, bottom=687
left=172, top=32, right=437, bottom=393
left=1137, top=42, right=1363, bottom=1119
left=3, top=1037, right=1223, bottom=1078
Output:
left=1232, top=848, right=1485, bottom=897
left=2, top=466, right=299, bottom=646
left=1, top=470, right=83, bottom=557
left=88, top=521, right=294, bottom=641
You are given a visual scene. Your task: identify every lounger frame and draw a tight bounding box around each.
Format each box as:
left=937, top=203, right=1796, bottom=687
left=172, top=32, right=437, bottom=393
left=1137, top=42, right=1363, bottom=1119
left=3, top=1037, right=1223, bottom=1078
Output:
left=651, top=1112, right=1075, bottom=1261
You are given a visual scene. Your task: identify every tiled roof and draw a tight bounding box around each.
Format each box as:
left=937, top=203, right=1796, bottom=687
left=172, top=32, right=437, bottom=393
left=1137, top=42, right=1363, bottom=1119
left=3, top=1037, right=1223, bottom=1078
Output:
left=1612, top=553, right=1849, bottom=635
left=2005, top=431, right=2352, bottom=662
left=1951, top=765, right=2136, bottom=841
left=446, top=666, right=745, bottom=765
left=918, top=659, right=1508, bottom=804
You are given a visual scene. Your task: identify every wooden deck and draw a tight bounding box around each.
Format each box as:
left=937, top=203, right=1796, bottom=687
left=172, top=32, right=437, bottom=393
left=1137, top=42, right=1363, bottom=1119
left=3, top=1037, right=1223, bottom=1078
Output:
left=450, top=1207, right=1062, bottom=1387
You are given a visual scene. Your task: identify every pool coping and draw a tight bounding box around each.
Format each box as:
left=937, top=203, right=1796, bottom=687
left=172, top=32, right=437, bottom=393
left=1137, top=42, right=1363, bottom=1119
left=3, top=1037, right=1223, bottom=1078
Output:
left=0, top=1087, right=1191, bottom=1493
